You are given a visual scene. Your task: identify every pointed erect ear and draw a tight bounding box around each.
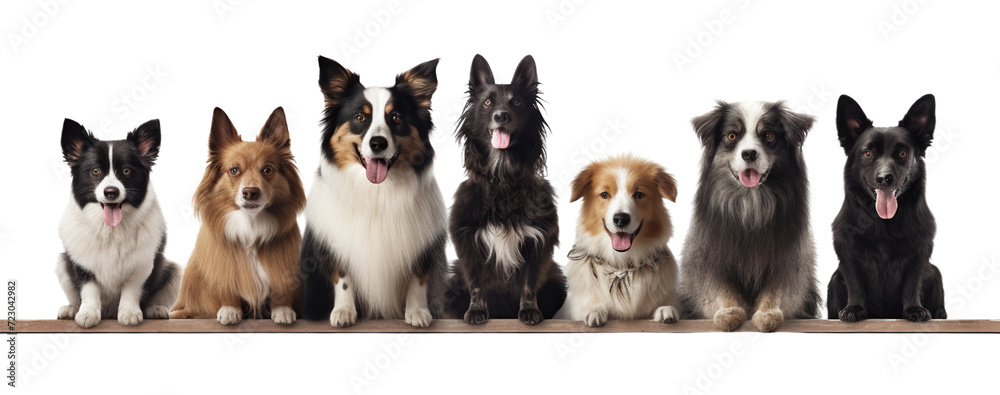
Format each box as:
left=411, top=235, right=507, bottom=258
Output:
left=469, top=54, right=495, bottom=92
left=209, top=107, right=241, bottom=157
left=61, top=118, right=93, bottom=166
left=900, top=94, right=936, bottom=154
left=836, top=95, right=873, bottom=154
left=511, top=55, right=539, bottom=97
left=570, top=165, right=595, bottom=203
left=691, top=102, right=728, bottom=146
left=776, top=102, right=815, bottom=147
left=258, top=107, right=290, bottom=149
left=126, top=119, right=161, bottom=167
left=318, top=56, right=363, bottom=108
left=654, top=168, right=678, bottom=203
left=396, top=58, right=439, bottom=109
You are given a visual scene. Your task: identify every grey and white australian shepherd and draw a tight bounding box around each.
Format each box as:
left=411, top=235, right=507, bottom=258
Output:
left=680, top=101, right=820, bottom=332
left=56, top=119, right=181, bottom=328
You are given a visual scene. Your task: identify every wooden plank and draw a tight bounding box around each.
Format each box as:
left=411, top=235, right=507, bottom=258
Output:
left=10, top=319, right=1000, bottom=334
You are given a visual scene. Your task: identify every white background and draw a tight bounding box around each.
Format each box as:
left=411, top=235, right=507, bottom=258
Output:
left=2, top=0, right=999, bottom=393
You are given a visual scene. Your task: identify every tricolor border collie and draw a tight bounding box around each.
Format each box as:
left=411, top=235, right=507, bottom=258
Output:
left=447, top=54, right=566, bottom=325
left=558, top=155, right=681, bottom=327
left=300, top=57, right=448, bottom=328
left=169, top=107, right=305, bottom=325
left=680, top=101, right=820, bottom=332
left=827, top=94, right=946, bottom=322
left=56, top=119, right=180, bottom=328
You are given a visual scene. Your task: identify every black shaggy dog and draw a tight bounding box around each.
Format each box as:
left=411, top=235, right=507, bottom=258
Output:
left=828, top=94, right=947, bottom=322
left=447, top=54, right=566, bottom=325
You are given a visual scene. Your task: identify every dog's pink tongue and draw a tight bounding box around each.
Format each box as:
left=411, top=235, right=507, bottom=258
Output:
left=875, top=189, right=898, bottom=219
left=611, top=233, right=632, bottom=251
left=739, top=169, right=761, bottom=187
left=103, top=204, right=122, bottom=227
left=365, top=158, right=389, bottom=184
left=491, top=129, right=510, bottom=149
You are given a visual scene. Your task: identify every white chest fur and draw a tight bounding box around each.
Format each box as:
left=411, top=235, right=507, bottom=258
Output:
left=305, top=162, right=447, bottom=318
left=477, top=222, right=544, bottom=277
left=58, top=186, right=165, bottom=293
left=224, top=210, right=278, bottom=305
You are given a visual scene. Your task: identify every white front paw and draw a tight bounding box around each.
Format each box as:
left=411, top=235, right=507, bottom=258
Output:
left=405, top=306, right=432, bottom=328
left=583, top=309, right=608, bottom=327
left=271, top=306, right=296, bottom=325
left=330, top=308, right=357, bottom=328
left=75, top=306, right=101, bottom=328
left=144, top=305, right=170, bottom=319
left=118, top=305, right=143, bottom=326
left=217, top=306, right=242, bottom=326
left=653, top=306, right=679, bottom=324
left=57, top=305, right=78, bottom=320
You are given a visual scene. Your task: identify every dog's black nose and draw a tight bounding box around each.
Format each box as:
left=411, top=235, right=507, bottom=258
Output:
left=242, top=187, right=261, bottom=201
left=875, top=173, right=894, bottom=186
left=493, top=111, right=510, bottom=124
left=612, top=213, right=631, bottom=228
left=742, top=149, right=758, bottom=162
left=103, top=187, right=120, bottom=200
left=369, top=136, right=388, bottom=154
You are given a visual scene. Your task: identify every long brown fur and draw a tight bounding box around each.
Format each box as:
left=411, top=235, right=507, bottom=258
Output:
left=170, top=107, right=305, bottom=321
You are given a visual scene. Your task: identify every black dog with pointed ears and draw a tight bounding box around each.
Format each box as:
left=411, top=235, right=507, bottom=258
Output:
left=828, top=94, right=946, bottom=322
left=447, top=55, right=567, bottom=325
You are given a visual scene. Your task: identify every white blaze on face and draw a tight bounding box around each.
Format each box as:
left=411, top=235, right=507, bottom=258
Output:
left=730, top=102, right=772, bottom=188
left=605, top=167, right=640, bottom=251
left=95, top=143, right=125, bottom=227
left=359, top=88, right=397, bottom=184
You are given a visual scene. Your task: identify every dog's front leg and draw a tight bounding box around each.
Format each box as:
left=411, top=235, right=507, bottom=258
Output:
left=118, top=265, right=153, bottom=326
left=269, top=291, right=296, bottom=325
left=216, top=294, right=243, bottom=326
left=836, top=261, right=868, bottom=322
left=711, top=288, right=747, bottom=332
left=404, top=274, right=432, bottom=328
left=74, top=281, right=102, bottom=328
left=751, top=291, right=784, bottom=332
left=517, top=240, right=543, bottom=326
left=330, top=271, right=358, bottom=327
left=901, top=264, right=932, bottom=322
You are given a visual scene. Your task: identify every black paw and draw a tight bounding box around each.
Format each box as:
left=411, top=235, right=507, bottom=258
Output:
left=838, top=305, right=867, bottom=322
left=464, top=308, right=489, bottom=325
left=904, top=306, right=932, bottom=322
left=518, top=308, right=543, bottom=326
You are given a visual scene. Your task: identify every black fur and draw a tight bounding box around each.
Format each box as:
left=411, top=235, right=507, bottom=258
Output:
left=61, top=119, right=160, bottom=210
left=828, top=94, right=947, bottom=322
left=447, top=54, right=567, bottom=325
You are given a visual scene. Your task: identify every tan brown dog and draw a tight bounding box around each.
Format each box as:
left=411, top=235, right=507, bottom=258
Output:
left=170, top=107, right=305, bottom=325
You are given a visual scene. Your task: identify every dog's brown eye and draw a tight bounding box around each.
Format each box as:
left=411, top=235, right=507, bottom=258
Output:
left=484, top=99, right=491, bottom=106
left=391, top=112, right=402, bottom=125
left=600, top=192, right=610, bottom=199
left=229, top=167, right=240, bottom=176
left=122, top=168, right=131, bottom=176
left=633, top=192, right=645, bottom=200
left=727, top=133, right=737, bottom=141
left=262, top=166, right=273, bottom=175
left=91, top=168, right=101, bottom=176
left=764, top=132, right=775, bottom=141
left=898, top=150, right=907, bottom=159
left=863, top=150, right=873, bottom=159
left=356, top=113, right=366, bottom=123
left=512, top=98, right=522, bottom=107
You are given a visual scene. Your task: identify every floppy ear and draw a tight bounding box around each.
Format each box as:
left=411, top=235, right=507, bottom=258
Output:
left=469, top=54, right=495, bottom=92
left=318, top=56, right=363, bottom=108
left=836, top=95, right=873, bottom=154
left=396, top=58, right=439, bottom=110
left=61, top=118, right=93, bottom=166
left=776, top=102, right=815, bottom=147
left=570, top=165, right=595, bottom=203
left=209, top=107, right=241, bottom=158
left=258, top=107, right=290, bottom=149
left=654, top=168, right=678, bottom=203
left=126, top=119, right=161, bottom=168
left=900, top=94, right=935, bottom=155
left=511, top=55, right=539, bottom=98
left=691, top=102, right=727, bottom=146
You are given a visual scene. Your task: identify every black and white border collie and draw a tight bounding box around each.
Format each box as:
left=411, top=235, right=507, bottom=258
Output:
left=56, top=119, right=180, bottom=328
left=300, top=57, right=448, bottom=328
left=448, top=54, right=567, bottom=325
